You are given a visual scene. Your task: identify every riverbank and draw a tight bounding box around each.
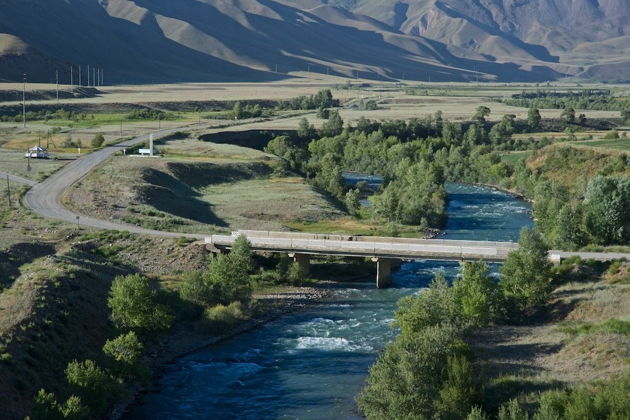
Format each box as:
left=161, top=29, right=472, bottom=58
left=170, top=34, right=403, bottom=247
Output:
left=114, top=273, right=372, bottom=419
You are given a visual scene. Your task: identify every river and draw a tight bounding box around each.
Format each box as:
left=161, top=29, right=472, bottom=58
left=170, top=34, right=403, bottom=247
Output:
left=126, top=183, right=533, bottom=420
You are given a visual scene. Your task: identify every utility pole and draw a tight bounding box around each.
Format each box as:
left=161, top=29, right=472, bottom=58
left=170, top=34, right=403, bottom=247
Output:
left=101, top=68, right=104, bottom=86
left=5, top=175, right=11, bottom=208
left=22, top=73, right=26, bottom=128
left=56, top=70, right=59, bottom=104
left=70, top=66, right=73, bottom=89
left=87, top=65, right=90, bottom=87
left=79, top=65, right=82, bottom=86
left=93, top=67, right=96, bottom=88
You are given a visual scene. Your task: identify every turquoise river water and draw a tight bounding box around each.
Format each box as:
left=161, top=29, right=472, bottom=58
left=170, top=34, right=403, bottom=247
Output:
left=126, top=183, right=533, bottom=420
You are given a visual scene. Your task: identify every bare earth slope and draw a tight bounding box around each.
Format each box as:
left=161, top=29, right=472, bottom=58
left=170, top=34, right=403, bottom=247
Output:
left=0, top=0, right=571, bottom=83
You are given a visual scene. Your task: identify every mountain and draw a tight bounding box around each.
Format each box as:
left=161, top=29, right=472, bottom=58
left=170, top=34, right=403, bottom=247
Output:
left=0, top=0, right=627, bottom=84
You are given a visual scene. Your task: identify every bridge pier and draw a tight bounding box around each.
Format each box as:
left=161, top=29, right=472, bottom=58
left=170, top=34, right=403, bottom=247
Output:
left=289, top=253, right=310, bottom=274
left=372, top=258, right=395, bottom=289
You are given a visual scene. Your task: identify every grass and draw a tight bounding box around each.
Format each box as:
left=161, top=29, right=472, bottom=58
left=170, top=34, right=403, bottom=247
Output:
left=573, top=137, right=630, bottom=152
left=501, top=150, right=533, bottom=166
left=558, top=319, right=630, bottom=337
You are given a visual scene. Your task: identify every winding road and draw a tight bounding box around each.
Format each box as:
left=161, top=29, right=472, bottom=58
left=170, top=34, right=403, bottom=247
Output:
left=1, top=171, right=37, bottom=186
left=24, top=126, right=206, bottom=239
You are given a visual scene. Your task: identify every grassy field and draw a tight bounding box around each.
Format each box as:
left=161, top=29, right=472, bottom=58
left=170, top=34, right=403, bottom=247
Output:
left=501, top=150, right=533, bottom=166
left=65, top=136, right=346, bottom=234
left=573, top=137, right=630, bottom=152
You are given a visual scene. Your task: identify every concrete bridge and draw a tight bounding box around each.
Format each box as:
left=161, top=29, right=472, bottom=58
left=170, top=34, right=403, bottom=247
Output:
left=205, top=230, right=630, bottom=288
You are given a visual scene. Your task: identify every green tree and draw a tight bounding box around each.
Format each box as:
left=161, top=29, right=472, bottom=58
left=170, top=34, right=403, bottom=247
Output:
left=65, top=360, right=122, bottom=416
left=551, top=204, right=587, bottom=250
left=179, top=271, right=211, bottom=306
left=395, top=273, right=462, bottom=335
left=357, top=324, right=468, bottom=420
left=297, top=118, right=316, bottom=139
left=232, top=101, right=243, bottom=119
left=103, top=332, right=142, bottom=365
left=498, top=399, right=530, bottom=420
left=621, top=109, right=630, bottom=124
left=316, top=107, right=330, bottom=119
left=344, top=188, right=361, bottom=216
left=319, top=111, right=344, bottom=137
left=91, top=134, right=105, bottom=148
left=436, top=356, right=480, bottom=419
left=473, top=106, right=491, bottom=124
left=527, top=107, right=541, bottom=131
left=455, top=262, right=501, bottom=326
left=583, top=175, right=630, bottom=244
left=108, top=274, right=173, bottom=332
left=231, top=235, right=255, bottom=274
left=499, top=228, right=552, bottom=313
left=32, top=390, right=88, bottom=420
left=561, top=106, right=575, bottom=124
left=206, top=251, right=252, bottom=304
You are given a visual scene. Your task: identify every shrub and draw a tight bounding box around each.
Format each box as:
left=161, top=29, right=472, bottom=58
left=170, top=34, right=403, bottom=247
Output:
left=394, top=273, right=462, bottom=335
left=65, top=360, right=122, bottom=416
left=455, top=262, right=502, bottom=326
left=103, top=331, right=143, bottom=365
left=108, top=274, right=173, bottom=333
left=357, top=324, right=470, bottom=419
left=499, top=228, right=552, bottom=313
left=32, top=389, right=88, bottom=420
left=204, top=302, right=248, bottom=333
left=436, top=355, right=481, bottom=419
left=91, top=134, right=105, bottom=148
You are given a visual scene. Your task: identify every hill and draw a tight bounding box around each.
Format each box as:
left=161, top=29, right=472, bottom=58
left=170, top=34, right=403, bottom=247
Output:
left=0, top=0, right=628, bottom=83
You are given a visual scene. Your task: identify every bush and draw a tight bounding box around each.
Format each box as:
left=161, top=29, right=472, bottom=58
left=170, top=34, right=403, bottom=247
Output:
left=357, top=324, right=471, bottom=419
left=394, top=273, right=462, bottom=335
left=455, top=262, right=502, bottom=326
left=32, top=389, right=88, bottom=420
left=499, top=228, right=552, bottom=313
left=103, top=332, right=143, bottom=364
left=108, top=274, right=173, bottom=333
left=65, top=360, right=122, bottom=416
left=204, top=302, right=248, bottom=333
left=91, top=134, right=105, bottom=148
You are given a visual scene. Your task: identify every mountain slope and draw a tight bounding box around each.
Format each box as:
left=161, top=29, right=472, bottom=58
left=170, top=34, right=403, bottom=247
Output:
left=0, top=0, right=625, bottom=83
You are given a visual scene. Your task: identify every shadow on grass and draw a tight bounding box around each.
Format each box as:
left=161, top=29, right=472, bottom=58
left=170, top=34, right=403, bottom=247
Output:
left=0, top=243, right=57, bottom=289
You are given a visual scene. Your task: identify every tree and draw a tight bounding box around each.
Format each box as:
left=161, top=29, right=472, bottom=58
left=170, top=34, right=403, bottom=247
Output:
left=91, top=134, right=105, bottom=148
left=436, top=356, right=480, bottom=419
left=344, top=188, right=361, bottom=216
left=297, top=118, right=316, bottom=139
left=206, top=251, right=252, bottom=304
left=358, top=324, right=469, bottom=420
left=103, top=332, right=143, bottom=366
left=108, top=274, right=173, bottom=332
left=32, top=390, right=88, bottom=420
left=499, top=228, right=552, bottom=313
left=231, top=235, right=255, bottom=274
left=561, top=106, right=575, bottom=124
left=622, top=109, right=630, bottom=124
left=455, top=262, right=501, bottom=326
left=394, top=273, right=462, bottom=335
left=551, top=204, right=587, bottom=250
left=583, top=175, right=630, bottom=244
left=473, top=106, right=491, bottom=124
left=65, top=360, right=122, bottom=416
left=316, top=107, right=330, bottom=119
left=527, top=108, right=541, bottom=131
left=179, top=271, right=211, bottom=306
left=232, top=101, right=243, bottom=119
left=319, top=111, right=344, bottom=137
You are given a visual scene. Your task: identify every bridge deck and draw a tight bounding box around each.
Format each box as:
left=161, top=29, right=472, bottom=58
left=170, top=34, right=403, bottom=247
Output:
left=206, top=231, right=630, bottom=263
left=207, top=232, right=519, bottom=262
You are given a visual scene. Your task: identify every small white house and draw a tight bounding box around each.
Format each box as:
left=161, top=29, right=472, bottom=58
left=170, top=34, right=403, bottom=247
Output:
left=25, top=146, right=49, bottom=159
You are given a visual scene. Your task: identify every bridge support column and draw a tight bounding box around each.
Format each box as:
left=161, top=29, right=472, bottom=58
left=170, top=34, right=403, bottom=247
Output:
left=289, top=253, right=310, bottom=274
left=372, top=258, right=393, bottom=289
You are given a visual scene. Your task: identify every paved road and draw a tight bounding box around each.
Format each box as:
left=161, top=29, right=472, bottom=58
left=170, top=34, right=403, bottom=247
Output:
left=208, top=231, right=630, bottom=263
left=1, top=171, right=37, bottom=186
left=24, top=127, right=206, bottom=239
